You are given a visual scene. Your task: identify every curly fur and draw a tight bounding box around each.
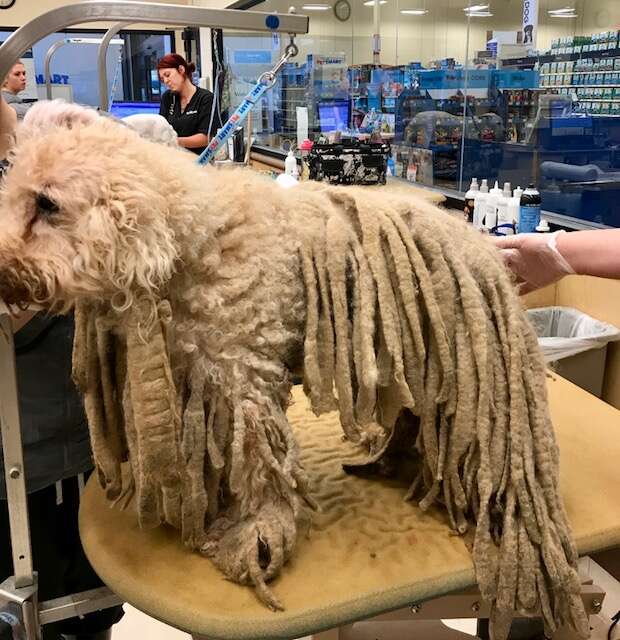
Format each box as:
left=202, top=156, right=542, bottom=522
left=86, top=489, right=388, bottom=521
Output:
left=0, top=116, right=588, bottom=639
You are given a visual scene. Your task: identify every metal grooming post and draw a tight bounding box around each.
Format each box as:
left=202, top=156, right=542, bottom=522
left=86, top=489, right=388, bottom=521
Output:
left=98, top=22, right=131, bottom=112
left=0, top=5, right=308, bottom=638
left=0, top=304, right=39, bottom=640
left=44, top=37, right=124, bottom=101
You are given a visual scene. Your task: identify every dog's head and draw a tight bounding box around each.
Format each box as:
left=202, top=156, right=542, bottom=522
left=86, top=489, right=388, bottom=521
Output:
left=0, top=116, right=179, bottom=311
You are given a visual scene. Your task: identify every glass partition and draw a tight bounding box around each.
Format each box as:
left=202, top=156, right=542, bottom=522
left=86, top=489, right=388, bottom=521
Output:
left=223, top=0, right=620, bottom=226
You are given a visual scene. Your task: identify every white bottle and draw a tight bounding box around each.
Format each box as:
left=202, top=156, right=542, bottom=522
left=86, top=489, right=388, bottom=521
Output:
left=496, top=181, right=512, bottom=226
left=285, top=150, right=299, bottom=178
left=535, top=219, right=550, bottom=233
left=473, top=179, right=489, bottom=229
left=464, top=178, right=479, bottom=223
left=484, top=181, right=502, bottom=231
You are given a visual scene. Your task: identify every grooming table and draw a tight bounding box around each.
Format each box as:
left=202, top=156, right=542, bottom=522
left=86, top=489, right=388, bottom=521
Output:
left=79, top=376, right=620, bottom=640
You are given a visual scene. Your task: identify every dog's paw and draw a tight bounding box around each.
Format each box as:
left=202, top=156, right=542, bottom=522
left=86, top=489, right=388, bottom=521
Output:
left=201, top=503, right=296, bottom=610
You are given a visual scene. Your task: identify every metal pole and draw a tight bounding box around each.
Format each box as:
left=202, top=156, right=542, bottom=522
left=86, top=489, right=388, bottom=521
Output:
left=43, top=40, right=66, bottom=101
left=0, top=1, right=309, bottom=82
left=458, top=6, right=472, bottom=192
left=45, top=37, right=124, bottom=103
left=372, top=0, right=380, bottom=65
left=0, top=308, right=33, bottom=588
left=98, top=22, right=131, bottom=111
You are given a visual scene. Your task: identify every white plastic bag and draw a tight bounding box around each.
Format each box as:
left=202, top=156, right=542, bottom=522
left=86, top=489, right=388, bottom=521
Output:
left=527, top=306, right=620, bottom=363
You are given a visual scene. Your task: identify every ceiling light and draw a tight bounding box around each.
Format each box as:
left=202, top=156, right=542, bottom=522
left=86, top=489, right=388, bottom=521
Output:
left=549, top=12, right=577, bottom=17
left=364, top=1, right=387, bottom=5
left=301, top=3, right=330, bottom=9
left=466, top=10, right=493, bottom=16
left=464, top=4, right=488, bottom=11
left=548, top=6, right=575, bottom=12
left=400, top=8, right=428, bottom=14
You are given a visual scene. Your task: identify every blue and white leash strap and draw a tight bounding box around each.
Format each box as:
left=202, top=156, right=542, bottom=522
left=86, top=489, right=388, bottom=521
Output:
left=196, top=41, right=298, bottom=167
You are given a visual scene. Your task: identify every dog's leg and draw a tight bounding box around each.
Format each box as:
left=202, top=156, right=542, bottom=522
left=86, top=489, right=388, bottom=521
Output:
left=200, top=386, right=309, bottom=611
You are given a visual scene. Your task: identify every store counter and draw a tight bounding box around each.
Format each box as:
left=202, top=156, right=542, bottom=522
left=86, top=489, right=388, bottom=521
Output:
left=80, top=377, right=620, bottom=639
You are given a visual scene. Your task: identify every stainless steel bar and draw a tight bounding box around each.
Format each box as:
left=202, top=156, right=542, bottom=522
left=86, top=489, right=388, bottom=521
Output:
left=98, top=22, right=131, bottom=111
left=45, top=37, right=124, bottom=102
left=0, top=308, right=34, bottom=589
left=43, top=40, right=66, bottom=100
left=0, top=1, right=309, bottom=81
left=38, top=587, right=123, bottom=625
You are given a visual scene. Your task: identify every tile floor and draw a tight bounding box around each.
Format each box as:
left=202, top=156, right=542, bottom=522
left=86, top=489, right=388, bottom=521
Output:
left=111, top=557, right=620, bottom=639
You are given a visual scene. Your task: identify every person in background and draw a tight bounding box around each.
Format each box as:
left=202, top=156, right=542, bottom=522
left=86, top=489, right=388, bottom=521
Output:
left=494, top=229, right=620, bottom=294
left=157, top=53, right=217, bottom=155
left=2, top=61, right=33, bottom=120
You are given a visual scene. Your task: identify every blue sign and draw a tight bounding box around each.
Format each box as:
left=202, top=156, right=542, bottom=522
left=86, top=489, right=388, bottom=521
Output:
left=233, top=50, right=272, bottom=64
left=417, top=68, right=539, bottom=91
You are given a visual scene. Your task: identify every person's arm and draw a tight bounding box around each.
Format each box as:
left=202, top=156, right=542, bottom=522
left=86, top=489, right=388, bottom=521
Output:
left=179, top=90, right=215, bottom=150
left=178, top=132, right=209, bottom=149
left=0, top=93, right=17, bottom=158
left=159, top=91, right=168, bottom=118
left=493, top=229, right=620, bottom=294
left=556, top=229, right=620, bottom=279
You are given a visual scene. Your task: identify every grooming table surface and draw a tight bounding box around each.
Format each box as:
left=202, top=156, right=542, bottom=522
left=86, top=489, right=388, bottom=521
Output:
left=79, top=377, right=620, bottom=640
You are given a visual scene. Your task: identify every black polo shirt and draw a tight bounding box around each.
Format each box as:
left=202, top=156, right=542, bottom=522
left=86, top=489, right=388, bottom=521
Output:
left=159, top=86, right=217, bottom=155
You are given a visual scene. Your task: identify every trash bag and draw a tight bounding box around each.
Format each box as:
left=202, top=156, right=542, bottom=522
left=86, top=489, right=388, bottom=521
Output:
left=527, top=306, right=620, bottom=363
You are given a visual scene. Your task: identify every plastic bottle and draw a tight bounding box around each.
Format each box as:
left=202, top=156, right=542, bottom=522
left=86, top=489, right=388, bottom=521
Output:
left=464, top=178, right=479, bottom=223
left=496, top=181, right=512, bottom=226
left=285, top=149, right=299, bottom=178
left=519, top=184, right=542, bottom=233
left=473, top=179, right=489, bottom=229
left=535, top=219, right=550, bottom=233
left=484, top=181, right=502, bottom=231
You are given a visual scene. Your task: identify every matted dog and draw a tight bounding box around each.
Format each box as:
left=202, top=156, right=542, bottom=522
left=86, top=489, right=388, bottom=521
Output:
left=0, top=106, right=588, bottom=639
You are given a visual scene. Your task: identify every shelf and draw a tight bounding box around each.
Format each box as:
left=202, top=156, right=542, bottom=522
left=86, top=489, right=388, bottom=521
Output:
left=503, top=47, right=620, bottom=67
left=540, top=71, right=620, bottom=76
left=543, top=84, right=619, bottom=89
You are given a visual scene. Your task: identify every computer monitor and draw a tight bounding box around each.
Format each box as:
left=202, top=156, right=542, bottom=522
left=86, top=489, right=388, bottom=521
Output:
left=318, top=100, right=350, bottom=133
left=109, top=102, right=161, bottom=118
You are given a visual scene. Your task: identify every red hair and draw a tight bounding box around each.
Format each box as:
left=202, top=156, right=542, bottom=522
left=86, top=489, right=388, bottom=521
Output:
left=156, top=54, right=196, bottom=79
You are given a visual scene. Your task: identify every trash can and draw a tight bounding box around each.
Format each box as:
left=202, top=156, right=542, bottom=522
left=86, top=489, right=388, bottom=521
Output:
left=527, top=306, right=620, bottom=398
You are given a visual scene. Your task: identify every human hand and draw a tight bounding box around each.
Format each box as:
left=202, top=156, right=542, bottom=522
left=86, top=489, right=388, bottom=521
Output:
left=492, top=231, right=575, bottom=295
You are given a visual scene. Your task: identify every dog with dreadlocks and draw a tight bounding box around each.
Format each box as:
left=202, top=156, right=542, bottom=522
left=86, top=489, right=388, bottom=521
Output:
left=0, top=105, right=588, bottom=640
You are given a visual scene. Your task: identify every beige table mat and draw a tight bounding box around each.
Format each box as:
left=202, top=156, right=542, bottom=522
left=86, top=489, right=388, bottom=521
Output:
left=79, top=376, right=620, bottom=639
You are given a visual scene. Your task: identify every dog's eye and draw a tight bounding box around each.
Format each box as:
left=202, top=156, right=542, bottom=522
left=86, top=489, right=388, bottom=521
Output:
left=35, top=193, right=59, bottom=216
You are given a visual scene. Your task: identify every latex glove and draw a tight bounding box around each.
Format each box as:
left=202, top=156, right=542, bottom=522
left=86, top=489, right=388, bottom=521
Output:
left=493, top=231, right=575, bottom=295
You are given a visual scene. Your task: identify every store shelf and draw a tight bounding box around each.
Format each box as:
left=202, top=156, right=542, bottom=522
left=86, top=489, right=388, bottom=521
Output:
left=540, top=71, right=620, bottom=76
left=543, top=84, right=619, bottom=88
left=503, top=47, right=620, bottom=67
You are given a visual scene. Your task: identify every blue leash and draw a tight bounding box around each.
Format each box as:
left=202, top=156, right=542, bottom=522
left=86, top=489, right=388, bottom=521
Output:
left=196, top=42, right=298, bottom=166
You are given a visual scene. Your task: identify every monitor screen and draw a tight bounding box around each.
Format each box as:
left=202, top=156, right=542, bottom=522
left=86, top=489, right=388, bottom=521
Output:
left=109, top=102, right=161, bottom=118
left=318, top=100, right=350, bottom=132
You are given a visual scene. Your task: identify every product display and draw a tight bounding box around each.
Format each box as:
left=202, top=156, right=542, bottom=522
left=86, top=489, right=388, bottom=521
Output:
left=0, top=117, right=589, bottom=639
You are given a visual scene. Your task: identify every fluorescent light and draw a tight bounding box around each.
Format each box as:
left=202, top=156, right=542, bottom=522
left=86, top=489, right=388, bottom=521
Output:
left=301, top=3, right=330, bottom=8
left=464, top=3, right=488, bottom=11
left=363, top=0, right=387, bottom=5
left=548, top=6, right=575, bottom=12
left=400, top=8, right=428, bottom=14
left=466, top=10, right=493, bottom=16
left=549, top=12, right=577, bottom=17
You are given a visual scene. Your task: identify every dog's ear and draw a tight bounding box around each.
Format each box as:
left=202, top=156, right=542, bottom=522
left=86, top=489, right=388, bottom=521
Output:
left=107, top=197, right=178, bottom=300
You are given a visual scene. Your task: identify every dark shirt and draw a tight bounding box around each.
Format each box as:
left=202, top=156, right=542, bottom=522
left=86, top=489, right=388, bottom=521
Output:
left=0, top=313, right=93, bottom=497
left=159, top=86, right=217, bottom=155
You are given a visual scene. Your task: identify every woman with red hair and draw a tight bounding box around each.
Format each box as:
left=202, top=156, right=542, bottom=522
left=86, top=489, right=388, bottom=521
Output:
left=157, top=53, right=216, bottom=155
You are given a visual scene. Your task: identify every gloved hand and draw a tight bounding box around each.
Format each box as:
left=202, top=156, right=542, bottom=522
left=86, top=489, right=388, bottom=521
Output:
left=492, top=231, right=575, bottom=295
